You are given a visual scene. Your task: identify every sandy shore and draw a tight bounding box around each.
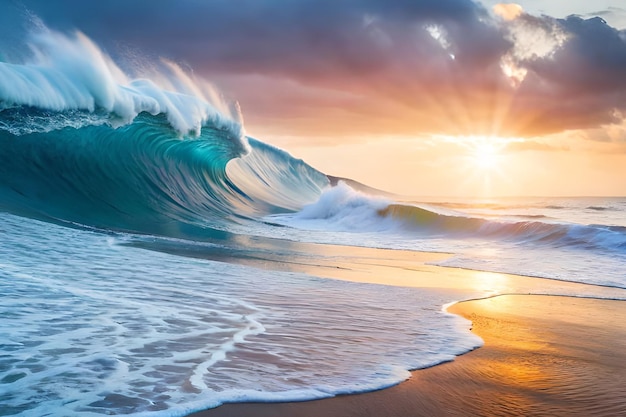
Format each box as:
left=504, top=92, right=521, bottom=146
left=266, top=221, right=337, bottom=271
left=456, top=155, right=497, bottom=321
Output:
left=148, top=239, right=626, bottom=417
left=189, top=294, right=626, bottom=417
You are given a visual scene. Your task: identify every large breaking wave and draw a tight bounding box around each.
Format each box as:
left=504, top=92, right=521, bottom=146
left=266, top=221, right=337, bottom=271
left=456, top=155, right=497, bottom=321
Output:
left=0, top=30, right=328, bottom=238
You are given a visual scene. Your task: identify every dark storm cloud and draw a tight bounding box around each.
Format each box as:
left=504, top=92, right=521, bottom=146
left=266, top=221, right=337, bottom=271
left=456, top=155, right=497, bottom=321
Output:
left=529, top=16, right=626, bottom=91
left=6, top=0, right=499, bottom=73
left=3, top=0, right=626, bottom=139
left=506, top=14, right=626, bottom=135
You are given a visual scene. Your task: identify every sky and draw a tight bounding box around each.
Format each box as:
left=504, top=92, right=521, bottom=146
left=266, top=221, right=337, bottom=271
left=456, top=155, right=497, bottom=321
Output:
left=1, top=0, right=626, bottom=197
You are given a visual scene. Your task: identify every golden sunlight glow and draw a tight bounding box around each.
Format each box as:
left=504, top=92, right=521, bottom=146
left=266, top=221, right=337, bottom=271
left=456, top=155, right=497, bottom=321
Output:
left=472, top=141, right=500, bottom=170
left=442, top=135, right=509, bottom=172
left=434, top=135, right=520, bottom=196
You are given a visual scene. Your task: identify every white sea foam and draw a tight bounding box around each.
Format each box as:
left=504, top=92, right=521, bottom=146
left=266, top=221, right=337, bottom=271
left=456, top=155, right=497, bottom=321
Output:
left=0, top=212, right=484, bottom=416
left=0, top=30, right=245, bottom=143
left=274, top=181, right=396, bottom=232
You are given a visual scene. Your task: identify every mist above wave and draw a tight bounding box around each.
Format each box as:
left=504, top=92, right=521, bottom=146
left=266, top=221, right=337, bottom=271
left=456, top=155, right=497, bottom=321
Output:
left=0, top=29, right=245, bottom=144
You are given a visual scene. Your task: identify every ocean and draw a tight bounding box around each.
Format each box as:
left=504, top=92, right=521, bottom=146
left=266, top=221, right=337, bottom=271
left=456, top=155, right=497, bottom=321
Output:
left=1, top=32, right=626, bottom=417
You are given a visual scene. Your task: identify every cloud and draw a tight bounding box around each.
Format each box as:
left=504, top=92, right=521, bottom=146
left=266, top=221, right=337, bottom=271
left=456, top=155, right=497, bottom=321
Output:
left=493, top=3, right=523, bottom=21
left=583, top=7, right=626, bottom=29
left=502, top=15, right=626, bottom=134
left=2, top=0, right=626, bottom=142
left=577, top=121, right=626, bottom=144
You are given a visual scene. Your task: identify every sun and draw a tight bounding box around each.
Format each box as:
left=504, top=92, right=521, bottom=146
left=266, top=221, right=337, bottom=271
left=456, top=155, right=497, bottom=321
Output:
left=432, top=134, right=518, bottom=196
left=472, top=142, right=499, bottom=170
left=462, top=137, right=509, bottom=196
left=439, top=135, right=508, bottom=171
left=438, top=134, right=515, bottom=189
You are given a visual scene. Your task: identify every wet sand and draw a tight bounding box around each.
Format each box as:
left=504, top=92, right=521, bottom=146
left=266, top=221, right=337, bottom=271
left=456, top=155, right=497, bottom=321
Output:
left=140, top=238, right=626, bottom=417
left=189, top=294, right=626, bottom=417
left=130, top=237, right=622, bottom=299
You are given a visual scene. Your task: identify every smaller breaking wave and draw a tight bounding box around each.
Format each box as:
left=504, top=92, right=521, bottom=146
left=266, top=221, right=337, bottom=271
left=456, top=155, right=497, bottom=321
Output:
left=274, top=182, right=626, bottom=254
left=382, top=203, right=626, bottom=252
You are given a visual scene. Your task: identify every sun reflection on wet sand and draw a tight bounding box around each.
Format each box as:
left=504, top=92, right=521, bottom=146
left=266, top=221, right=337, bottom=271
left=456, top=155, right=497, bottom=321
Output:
left=194, top=295, right=626, bottom=417
left=131, top=237, right=626, bottom=301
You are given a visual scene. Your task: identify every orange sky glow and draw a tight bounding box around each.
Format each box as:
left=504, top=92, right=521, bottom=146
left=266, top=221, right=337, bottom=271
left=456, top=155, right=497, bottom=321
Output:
left=235, top=3, right=626, bottom=198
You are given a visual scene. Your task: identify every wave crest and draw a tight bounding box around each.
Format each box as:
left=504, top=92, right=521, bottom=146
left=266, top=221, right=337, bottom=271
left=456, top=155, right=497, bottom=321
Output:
left=0, top=30, right=245, bottom=145
left=0, top=31, right=329, bottom=238
left=272, top=184, right=626, bottom=254
left=382, top=202, right=626, bottom=252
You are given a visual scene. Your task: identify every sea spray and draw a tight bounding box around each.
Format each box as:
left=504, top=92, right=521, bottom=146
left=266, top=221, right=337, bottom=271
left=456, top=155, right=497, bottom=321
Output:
left=0, top=30, right=243, bottom=138
left=0, top=30, right=327, bottom=236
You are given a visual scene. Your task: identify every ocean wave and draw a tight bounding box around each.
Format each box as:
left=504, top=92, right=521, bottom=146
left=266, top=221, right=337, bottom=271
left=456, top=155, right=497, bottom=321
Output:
left=0, top=113, right=328, bottom=239
left=390, top=205, right=626, bottom=253
left=0, top=31, right=328, bottom=239
left=586, top=205, right=615, bottom=211
left=386, top=204, right=626, bottom=252
left=272, top=184, right=626, bottom=254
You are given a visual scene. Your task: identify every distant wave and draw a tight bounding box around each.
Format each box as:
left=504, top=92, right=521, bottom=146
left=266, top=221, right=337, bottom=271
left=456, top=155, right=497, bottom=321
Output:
left=382, top=204, right=626, bottom=252
left=586, top=206, right=615, bottom=211
left=0, top=31, right=328, bottom=239
left=379, top=204, right=485, bottom=234
left=510, top=214, right=549, bottom=219
left=427, top=201, right=616, bottom=213
left=273, top=184, right=626, bottom=254
left=423, top=202, right=523, bottom=211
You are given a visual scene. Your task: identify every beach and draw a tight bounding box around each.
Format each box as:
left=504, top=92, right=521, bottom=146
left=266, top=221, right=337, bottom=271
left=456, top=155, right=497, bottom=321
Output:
left=192, top=294, right=626, bottom=417
left=3, top=210, right=626, bottom=416
left=2, top=4, right=626, bottom=416
left=144, top=240, right=626, bottom=417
